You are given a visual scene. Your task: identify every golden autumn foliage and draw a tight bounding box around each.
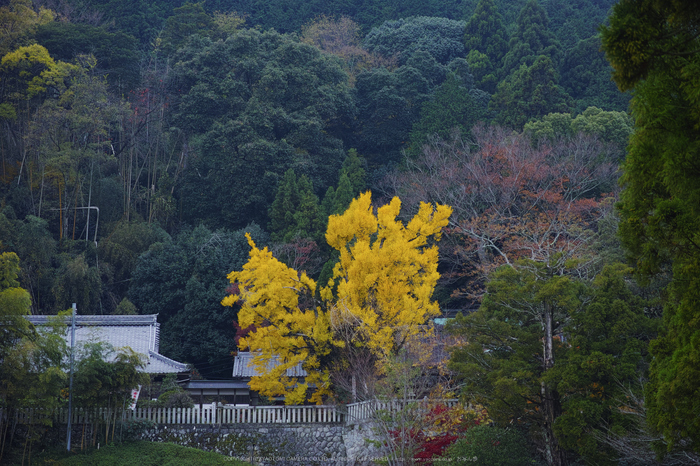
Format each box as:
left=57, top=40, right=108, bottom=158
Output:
left=222, top=234, right=335, bottom=405
left=323, top=192, right=452, bottom=358
left=223, top=192, right=451, bottom=404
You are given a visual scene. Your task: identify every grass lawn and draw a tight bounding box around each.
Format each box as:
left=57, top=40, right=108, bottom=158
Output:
left=9, top=441, right=249, bottom=466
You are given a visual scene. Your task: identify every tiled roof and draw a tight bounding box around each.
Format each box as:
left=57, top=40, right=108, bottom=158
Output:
left=232, top=351, right=307, bottom=378
left=147, top=351, right=189, bottom=374
left=185, top=380, right=250, bottom=390
left=24, top=314, right=186, bottom=374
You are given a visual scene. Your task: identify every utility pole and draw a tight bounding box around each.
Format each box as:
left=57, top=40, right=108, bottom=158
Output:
left=67, top=303, right=76, bottom=451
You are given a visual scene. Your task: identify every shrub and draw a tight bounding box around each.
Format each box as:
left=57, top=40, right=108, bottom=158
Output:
left=158, top=389, right=194, bottom=408
left=118, top=418, right=156, bottom=441
left=442, top=425, right=539, bottom=465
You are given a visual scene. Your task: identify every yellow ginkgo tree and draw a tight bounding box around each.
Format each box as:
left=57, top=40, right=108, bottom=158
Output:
left=222, top=234, right=336, bottom=405
left=323, top=192, right=452, bottom=358
left=222, top=192, right=451, bottom=404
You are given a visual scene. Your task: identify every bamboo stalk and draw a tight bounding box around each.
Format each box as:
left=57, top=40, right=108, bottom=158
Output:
left=58, top=181, right=62, bottom=239
left=72, top=176, right=79, bottom=240
left=112, top=408, right=117, bottom=443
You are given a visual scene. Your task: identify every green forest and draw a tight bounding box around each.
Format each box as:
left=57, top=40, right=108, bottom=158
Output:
left=1, top=0, right=699, bottom=464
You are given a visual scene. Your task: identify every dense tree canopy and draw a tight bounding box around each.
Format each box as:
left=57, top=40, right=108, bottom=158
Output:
left=492, top=55, right=572, bottom=129
left=449, top=263, right=655, bottom=465
left=172, top=30, right=355, bottom=230
left=35, top=22, right=139, bottom=92
left=500, top=0, right=561, bottom=77
left=129, top=224, right=268, bottom=378
left=0, top=7, right=661, bottom=463
left=463, top=0, right=508, bottom=93
left=408, top=73, right=488, bottom=154
left=602, top=0, right=700, bottom=454
left=363, top=16, right=466, bottom=66
left=560, top=35, right=630, bottom=113
left=523, top=107, right=633, bottom=160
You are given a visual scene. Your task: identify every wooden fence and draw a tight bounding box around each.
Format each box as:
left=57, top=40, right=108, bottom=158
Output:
left=1, top=405, right=345, bottom=426
left=345, top=399, right=459, bottom=425
left=2, top=399, right=460, bottom=427
left=127, top=405, right=344, bottom=424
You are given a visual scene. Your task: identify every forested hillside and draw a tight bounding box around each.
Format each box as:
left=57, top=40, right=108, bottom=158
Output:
left=0, top=1, right=624, bottom=359
left=0, top=0, right=630, bottom=376
left=4, top=0, right=700, bottom=463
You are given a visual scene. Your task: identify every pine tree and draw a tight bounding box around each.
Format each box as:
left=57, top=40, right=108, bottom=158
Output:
left=268, top=170, right=324, bottom=243
left=321, top=186, right=336, bottom=219
left=500, top=0, right=561, bottom=78
left=332, top=173, right=354, bottom=216
left=464, top=0, right=508, bottom=92
left=339, top=149, right=366, bottom=196
left=291, top=175, right=324, bottom=243
left=268, top=169, right=300, bottom=242
left=409, top=73, right=487, bottom=152
left=491, top=55, right=572, bottom=130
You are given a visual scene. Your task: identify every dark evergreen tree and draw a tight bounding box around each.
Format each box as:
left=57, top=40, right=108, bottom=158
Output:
left=129, top=223, right=269, bottom=378
left=409, top=73, right=488, bottom=154
left=449, top=260, right=582, bottom=466
left=404, top=50, right=447, bottom=88
left=354, top=65, right=431, bottom=164
left=550, top=264, right=656, bottom=463
left=291, top=175, right=324, bottom=243
left=269, top=169, right=302, bottom=242
left=560, top=35, right=630, bottom=114
left=464, top=0, right=508, bottom=93
left=543, top=0, right=617, bottom=51
left=160, top=2, right=215, bottom=55
left=491, top=55, right=572, bottom=130
left=330, top=173, right=354, bottom=216
left=602, top=0, right=700, bottom=454
left=449, top=263, right=656, bottom=465
left=35, top=22, right=139, bottom=92
left=362, top=16, right=467, bottom=66
left=339, top=148, right=367, bottom=196
left=500, top=0, right=561, bottom=78
left=321, top=186, right=336, bottom=219
left=84, top=0, right=181, bottom=45
left=173, top=30, right=354, bottom=230
left=269, top=169, right=324, bottom=243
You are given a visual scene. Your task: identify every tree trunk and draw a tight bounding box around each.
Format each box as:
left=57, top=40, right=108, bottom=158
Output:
left=0, top=410, right=9, bottom=462
left=21, top=432, right=28, bottom=466
left=58, top=181, right=62, bottom=240
left=92, top=420, right=97, bottom=447
left=38, top=165, right=45, bottom=219
left=542, top=304, right=566, bottom=466
left=72, top=176, right=79, bottom=240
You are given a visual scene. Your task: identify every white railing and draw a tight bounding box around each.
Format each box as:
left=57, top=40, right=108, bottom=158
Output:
left=0, top=405, right=345, bottom=425
left=3, top=400, right=461, bottom=426
left=346, top=399, right=459, bottom=425
left=127, top=405, right=344, bottom=424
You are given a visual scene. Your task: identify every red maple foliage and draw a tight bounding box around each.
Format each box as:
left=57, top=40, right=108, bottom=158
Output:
left=387, top=403, right=487, bottom=464
left=388, top=125, right=618, bottom=299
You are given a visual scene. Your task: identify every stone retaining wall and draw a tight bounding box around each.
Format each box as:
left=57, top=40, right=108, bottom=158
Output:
left=140, top=423, right=353, bottom=466
left=12, top=419, right=389, bottom=465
